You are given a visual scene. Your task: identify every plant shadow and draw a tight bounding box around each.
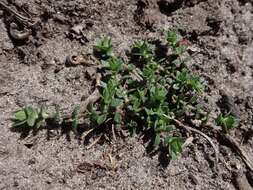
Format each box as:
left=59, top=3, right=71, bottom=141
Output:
left=142, top=130, right=171, bottom=168
left=10, top=124, right=36, bottom=139
left=10, top=118, right=98, bottom=146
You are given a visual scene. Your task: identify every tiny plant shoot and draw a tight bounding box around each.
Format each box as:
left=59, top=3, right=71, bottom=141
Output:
left=216, top=114, right=239, bottom=133
left=94, top=37, right=113, bottom=60
left=12, top=31, right=219, bottom=160
left=13, top=106, right=48, bottom=128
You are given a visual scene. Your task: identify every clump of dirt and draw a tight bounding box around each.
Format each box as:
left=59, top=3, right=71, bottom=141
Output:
left=0, top=0, right=253, bottom=189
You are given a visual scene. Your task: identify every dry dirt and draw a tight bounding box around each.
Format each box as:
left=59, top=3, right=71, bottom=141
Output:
left=0, top=0, right=253, bottom=189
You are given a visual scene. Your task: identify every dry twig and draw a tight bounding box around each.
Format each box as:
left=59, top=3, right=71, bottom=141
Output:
left=112, top=124, right=117, bottom=142
left=172, top=118, right=219, bottom=172
left=86, top=134, right=103, bottom=149
left=0, top=1, right=38, bottom=26
left=219, top=132, right=253, bottom=172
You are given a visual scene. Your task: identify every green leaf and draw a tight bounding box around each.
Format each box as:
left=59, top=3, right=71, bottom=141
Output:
left=225, top=115, right=239, bottom=130
left=155, top=87, right=167, bottom=101
left=155, top=125, right=173, bottom=133
left=24, top=106, right=33, bottom=115
left=116, top=87, right=127, bottom=98
left=102, top=79, right=118, bottom=104
left=165, top=136, right=183, bottom=159
left=13, top=120, right=27, bottom=127
left=27, top=115, right=37, bottom=127
left=128, top=120, right=137, bottom=136
left=187, top=77, right=203, bottom=92
left=53, top=106, right=61, bottom=124
left=154, top=134, right=160, bottom=146
left=99, top=81, right=107, bottom=88
left=94, top=37, right=113, bottom=59
left=14, top=110, right=26, bottom=121
left=39, top=105, right=48, bottom=119
left=107, top=57, right=122, bottom=74
left=89, top=108, right=99, bottom=123
left=127, top=64, right=136, bottom=71
left=172, top=59, right=182, bottom=65
left=166, top=31, right=178, bottom=47
left=114, top=112, right=122, bottom=124
left=137, top=89, right=146, bottom=102
left=71, top=106, right=80, bottom=131
left=96, top=114, right=108, bottom=125
left=216, top=114, right=239, bottom=133
left=71, top=106, right=79, bottom=119
left=172, top=83, right=180, bottom=90
left=149, top=85, right=167, bottom=104
left=89, top=106, right=107, bottom=125
left=26, top=107, right=38, bottom=127
left=101, top=60, right=110, bottom=67
left=111, top=98, right=123, bottom=108
left=35, top=119, right=44, bottom=129
left=132, top=41, right=153, bottom=62
left=102, top=89, right=110, bottom=104
left=176, top=70, right=188, bottom=82
left=175, top=46, right=186, bottom=55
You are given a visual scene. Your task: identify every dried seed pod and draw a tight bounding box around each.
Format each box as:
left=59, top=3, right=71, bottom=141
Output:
left=66, top=54, right=99, bottom=66
left=65, top=55, right=82, bottom=66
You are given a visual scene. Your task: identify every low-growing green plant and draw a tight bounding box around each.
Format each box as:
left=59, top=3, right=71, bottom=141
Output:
left=12, top=31, right=213, bottom=160
left=94, top=37, right=113, bottom=59
left=71, top=106, right=80, bottom=132
left=164, top=136, right=183, bottom=160
left=88, top=31, right=206, bottom=159
left=132, top=41, right=153, bottom=63
left=166, top=31, right=188, bottom=55
left=101, top=56, right=123, bottom=74
left=216, top=114, right=239, bottom=133
left=13, top=106, right=48, bottom=128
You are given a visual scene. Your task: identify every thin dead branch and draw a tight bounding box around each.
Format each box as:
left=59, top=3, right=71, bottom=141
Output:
left=86, top=134, right=103, bottom=149
left=219, top=132, right=253, bottom=172
left=172, top=118, right=219, bottom=172
left=0, top=1, right=38, bottom=26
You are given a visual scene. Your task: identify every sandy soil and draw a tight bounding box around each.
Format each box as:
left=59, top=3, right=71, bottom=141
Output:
left=0, top=0, right=253, bottom=189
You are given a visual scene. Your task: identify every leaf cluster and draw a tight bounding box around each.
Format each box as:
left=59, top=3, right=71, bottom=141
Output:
left=13, top=106, right=48, bottom=129
left=166, top=31, right=188, bottom=55
left=13, top=105, right=81, bottom=134
left=94, top=37, right=113, bottom=60
left=89, top=32, right=205, bottom=158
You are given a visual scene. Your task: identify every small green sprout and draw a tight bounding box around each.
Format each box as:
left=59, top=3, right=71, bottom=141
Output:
left=132, top=41, right=153, bottom=63
left=166, top=31, right=188, bottom=55
left=187, top=76, right=203, bottom=92
left=88, top=76, right=124, bottom=126
left=114, top=112, right=122, bottom=124
left=164, top=136, right=183, bottom=159
left=216, top=114, right=239, bottom=133
left=149, top=85, right=167, bottom=104
left=173, top=70, right=203, bottom=92
left=88, top=104, right=108, bottom=126
left=102, top=56, right=123, bottom=74
left=13, top=106, right=48, bottom=128
left=166, top=31, right=178, bottom=48
left=52, top=105, right=61, bottom=125
left=94, top=37, right=113, bottom=59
